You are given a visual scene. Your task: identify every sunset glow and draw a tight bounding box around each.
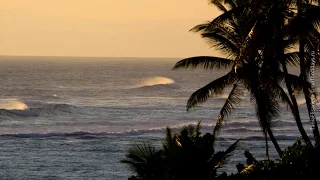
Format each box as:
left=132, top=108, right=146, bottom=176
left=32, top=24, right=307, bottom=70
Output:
left=0, top=0, right=221, bottom=57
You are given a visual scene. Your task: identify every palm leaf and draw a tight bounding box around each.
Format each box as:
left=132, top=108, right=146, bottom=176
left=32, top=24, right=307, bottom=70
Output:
left=276, top=83, right=297, bottom=114
left=203, top=9, right=238, bottom=31
left=202, top=31, right=239, bottom=58
left=277, top=72, right=308, bottom=93
left=287, top=4, right=320, bottom=38
left=223, top=0, right=237, bottom=9
left=214, top=84, right=244, bottom=136
left=172, top=56, right=234, bottom=70
left=163, top=127, right=175, bottom=152
left=284, top=52, right=301, bottom=67
left=120, top=143, right=157, bottom=173
left=205, top=21, right=239, bottom=42
left=209, top=0, right=228, bottom=12
left=306, top=27, right=320, bottom=47
left=304, top=4, right=320, bottom=28
left=250, top=88, right=280, bottom=130
left=223, top=139, right=241, bottom=157
left=187, top=71, right=236, bottom=111
left=194, top=121, right=202, bottom=137
left=190, top=22, right=211, bottom=33
left=209, top=139, right=241, bottom=168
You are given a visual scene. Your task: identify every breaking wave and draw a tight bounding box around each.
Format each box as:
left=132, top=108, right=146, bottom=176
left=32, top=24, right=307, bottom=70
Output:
left=136, top=77, right=174, bottom=87
left=133, top=76, right=180, bottom=90
left=0, top=102, right=83, bottom=118
left=0, top=99, right=28, bottom=110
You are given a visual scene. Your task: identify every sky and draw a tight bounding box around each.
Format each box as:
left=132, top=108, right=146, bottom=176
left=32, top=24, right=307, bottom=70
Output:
left=0, top=0, right=222, bottom=58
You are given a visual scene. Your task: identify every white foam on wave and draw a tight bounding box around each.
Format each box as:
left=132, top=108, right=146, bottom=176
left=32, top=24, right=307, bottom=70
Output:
left=135, top=76, right=175, bottom=88
left=0, top=99, right=29, bottom=110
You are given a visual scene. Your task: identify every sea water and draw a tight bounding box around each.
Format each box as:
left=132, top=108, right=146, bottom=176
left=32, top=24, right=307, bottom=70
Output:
left=0, top=56, right=318, bottom=179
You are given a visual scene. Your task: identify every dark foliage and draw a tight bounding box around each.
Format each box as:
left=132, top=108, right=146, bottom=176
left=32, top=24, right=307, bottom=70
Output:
left=121, top=123, right=240, bottom=180
left=222, top=140, right=320, bottom=180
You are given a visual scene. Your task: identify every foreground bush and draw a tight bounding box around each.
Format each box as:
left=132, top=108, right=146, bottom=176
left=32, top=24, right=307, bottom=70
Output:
left=226, top=140, right=320, bottom=180
left=122, top=134, right=320, bottom=180
left=121, top=122, right=240, bottom=180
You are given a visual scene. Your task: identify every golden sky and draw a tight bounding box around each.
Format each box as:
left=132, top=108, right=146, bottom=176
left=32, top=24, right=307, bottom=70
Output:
left=0, top=0, right=221, bottom=58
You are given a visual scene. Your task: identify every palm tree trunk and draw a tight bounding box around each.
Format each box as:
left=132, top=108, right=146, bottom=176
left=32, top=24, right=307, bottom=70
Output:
left=275, top=0, right=311, bottom=144
left=297, top=1, right=320, bottom=145
left=302, top=83, right=320, bottom=144
left=267, top=126, right=281, bottom=156
left=282, top=62, right=311, bottom=143
left=313, top=42, right=320, bottom=145
left=264, top=130, right=269, bottom=159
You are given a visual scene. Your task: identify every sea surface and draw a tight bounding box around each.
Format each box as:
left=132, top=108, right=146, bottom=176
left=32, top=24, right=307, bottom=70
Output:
left=0, top=56, right=319, bottom=179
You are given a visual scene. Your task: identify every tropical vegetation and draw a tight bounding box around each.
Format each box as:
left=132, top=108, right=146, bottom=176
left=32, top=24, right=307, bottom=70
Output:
left=173, top=0, right=320, bottom=154
left=121, top=0, right=320, bottom=179
left=121, top=123, right=240, bottom=180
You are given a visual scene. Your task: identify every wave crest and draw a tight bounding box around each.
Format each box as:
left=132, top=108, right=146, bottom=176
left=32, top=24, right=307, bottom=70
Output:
left=0, top=99, right=28, bottom=110
left=0, top=103, right=83, bottom=118
left=135, top=77, right=175, bottom=88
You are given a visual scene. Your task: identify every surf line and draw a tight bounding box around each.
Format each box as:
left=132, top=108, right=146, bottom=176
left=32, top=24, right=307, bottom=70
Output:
left=309, top=50, right=317, bottom=130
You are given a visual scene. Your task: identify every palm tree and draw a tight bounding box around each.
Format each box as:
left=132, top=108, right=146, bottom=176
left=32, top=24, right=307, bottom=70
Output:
left=267, top=0, right=320, bottom=145
left=173, top=0, right=276, bottom=156
left=289, top=0, right=320, bottom=144
left=173, top=0, right=318, bottom=155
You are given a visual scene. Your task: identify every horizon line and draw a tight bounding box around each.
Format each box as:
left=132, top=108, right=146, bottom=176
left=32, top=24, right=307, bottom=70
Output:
left=0, top=54, right=184, bottom=59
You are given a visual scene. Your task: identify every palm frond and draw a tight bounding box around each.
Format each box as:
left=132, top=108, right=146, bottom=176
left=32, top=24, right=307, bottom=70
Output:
left=206, top=21, right=239, bottom=43
left=287, top=4, right=320, bottom=38
left=190, top=22, right=211, bottom=33
left=250, top=88, right=280, bottom=129
left=234, top=19, right=263, bottom=66
left=223, top=139, right=241, bottom=157
left=284, top=52, right=300, bottom=67
left=276, top=84, right=293, bottom=111
left=195, top=121, right=202, bottom=137
left=163, top=127, right=175, bottom=152
left=209, top=0, right=228, bottom=12
left=204, top=10, right=238, bottom=32
left=185, top=124, right=196, bottom=137
left=283, top=35, right=299, bottom=52
left=223, top=0, right=237, bottom=9
left=214, top=84, right=244, bottom=136
left=172, top=56, right=234, bottom=70
left=187, top=71, right=236, bottom=111
left=120, top=143, right=157, bottom=173
left=209, top=139, right=241, bottom=167
left=304, top=27, right=320, bottom=52
left=277, top=72, right=307, bottom=93
left=202, top=31, right=239, bottom=58
left=304, top=4, right=320, bottom=28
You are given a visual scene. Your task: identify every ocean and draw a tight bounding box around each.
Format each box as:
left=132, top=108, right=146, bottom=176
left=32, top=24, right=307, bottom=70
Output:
left=0, top=56, right=318, bottom=179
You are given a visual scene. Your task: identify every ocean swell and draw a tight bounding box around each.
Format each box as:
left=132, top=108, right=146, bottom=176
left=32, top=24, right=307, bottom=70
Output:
left=0, top=131, right=303, bottom=141
left=0, top=102, right=84, bottom=118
